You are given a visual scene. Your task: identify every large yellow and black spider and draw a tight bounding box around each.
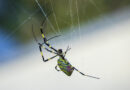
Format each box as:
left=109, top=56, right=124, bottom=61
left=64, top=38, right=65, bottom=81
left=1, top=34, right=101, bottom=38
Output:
left=32, top=20, right=99, bottom=79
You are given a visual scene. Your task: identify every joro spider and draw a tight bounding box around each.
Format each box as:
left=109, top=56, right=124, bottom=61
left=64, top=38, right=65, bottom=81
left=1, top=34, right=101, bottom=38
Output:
left=32, top=20, right=99, bottom=79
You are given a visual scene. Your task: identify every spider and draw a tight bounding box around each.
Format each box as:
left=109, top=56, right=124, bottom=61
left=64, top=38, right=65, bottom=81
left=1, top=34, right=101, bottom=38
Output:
left=32, top=20, right=99, bottom=79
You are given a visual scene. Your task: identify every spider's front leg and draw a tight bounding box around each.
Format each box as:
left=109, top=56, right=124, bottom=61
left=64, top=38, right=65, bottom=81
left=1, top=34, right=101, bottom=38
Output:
left=39, top=43, right=56, bottom=54
left=40, top=26, right=58, bottom=53
left=39, top=43, right=58, bottom=62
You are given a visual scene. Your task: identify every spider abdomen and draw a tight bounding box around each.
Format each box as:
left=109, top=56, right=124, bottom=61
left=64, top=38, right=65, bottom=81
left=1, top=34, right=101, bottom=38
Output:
left=58, top=58, right=74, bottom=76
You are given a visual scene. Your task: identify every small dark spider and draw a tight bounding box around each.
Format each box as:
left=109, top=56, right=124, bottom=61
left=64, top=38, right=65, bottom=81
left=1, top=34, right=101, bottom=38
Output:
left=32, top=20, right=99, bottom=79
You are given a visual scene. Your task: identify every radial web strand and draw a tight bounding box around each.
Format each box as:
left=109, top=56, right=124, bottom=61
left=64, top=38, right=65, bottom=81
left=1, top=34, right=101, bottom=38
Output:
left=5, top=9, right=39, bottom=40
left=76, top=0, right=81, bottom=41
left=35, top=0, right=58, bottom=35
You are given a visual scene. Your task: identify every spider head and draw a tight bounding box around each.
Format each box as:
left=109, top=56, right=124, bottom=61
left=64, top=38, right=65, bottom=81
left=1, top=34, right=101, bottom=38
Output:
left=58, top=49, right=63, bottom=55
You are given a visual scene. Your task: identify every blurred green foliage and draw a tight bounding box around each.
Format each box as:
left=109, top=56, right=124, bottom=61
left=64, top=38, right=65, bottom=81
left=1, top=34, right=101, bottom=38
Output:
left=0, top=0, right=130, bottom=43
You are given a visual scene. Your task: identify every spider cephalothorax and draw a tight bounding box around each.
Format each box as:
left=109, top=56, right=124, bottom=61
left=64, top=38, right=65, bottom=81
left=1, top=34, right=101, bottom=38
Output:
left=58, top=49, right=62, bottom=54
left=57, top=49, right=63, bottom=55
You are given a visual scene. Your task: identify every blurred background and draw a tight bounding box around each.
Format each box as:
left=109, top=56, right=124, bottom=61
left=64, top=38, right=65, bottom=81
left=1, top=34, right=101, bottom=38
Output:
left=0, top=0, right=130, bottom=90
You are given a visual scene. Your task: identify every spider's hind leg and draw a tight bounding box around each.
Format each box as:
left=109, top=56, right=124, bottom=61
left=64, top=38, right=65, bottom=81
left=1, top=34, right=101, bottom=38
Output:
left=74, top=67, right=100, bottom=79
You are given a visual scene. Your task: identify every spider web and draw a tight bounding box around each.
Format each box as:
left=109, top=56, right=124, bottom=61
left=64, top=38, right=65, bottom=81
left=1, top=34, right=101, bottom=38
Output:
left=4, top=0, right=102, bottom=49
